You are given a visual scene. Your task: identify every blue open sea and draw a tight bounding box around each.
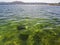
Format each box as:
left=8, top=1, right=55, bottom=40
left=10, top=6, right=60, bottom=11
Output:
left=0, top=5, right=60, bottom=25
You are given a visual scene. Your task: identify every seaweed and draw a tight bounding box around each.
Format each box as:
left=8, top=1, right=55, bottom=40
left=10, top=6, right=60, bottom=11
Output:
left=0, top=18, right=60, bottom=45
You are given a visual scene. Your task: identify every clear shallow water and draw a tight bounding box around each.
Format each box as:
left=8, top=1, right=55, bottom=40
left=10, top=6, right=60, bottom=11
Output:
left=0, top=5, right=60, bottom=45
left=0, top=5, right=60, bottom=25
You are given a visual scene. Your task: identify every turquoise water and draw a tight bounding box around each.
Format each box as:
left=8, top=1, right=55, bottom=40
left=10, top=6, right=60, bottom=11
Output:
left=0, top=5, right=60, bottom=25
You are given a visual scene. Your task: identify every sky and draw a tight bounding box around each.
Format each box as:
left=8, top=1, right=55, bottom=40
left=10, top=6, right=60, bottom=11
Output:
left=0, top=0, right=60, bottom=3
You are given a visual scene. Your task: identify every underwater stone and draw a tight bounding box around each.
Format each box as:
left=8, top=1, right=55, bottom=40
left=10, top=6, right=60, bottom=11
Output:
left=19, top=34, right=29, bottom=41
left=17, top=25, right=26, bottom=30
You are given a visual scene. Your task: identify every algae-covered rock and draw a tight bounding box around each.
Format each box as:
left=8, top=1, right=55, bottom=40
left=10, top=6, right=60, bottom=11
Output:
left=19, top=34, right=29, bottom=41
left=17, top=25, right=26, bottom=30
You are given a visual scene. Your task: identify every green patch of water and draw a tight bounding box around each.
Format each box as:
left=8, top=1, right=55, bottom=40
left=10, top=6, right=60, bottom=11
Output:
left=0, top=18, right=60, bottom=45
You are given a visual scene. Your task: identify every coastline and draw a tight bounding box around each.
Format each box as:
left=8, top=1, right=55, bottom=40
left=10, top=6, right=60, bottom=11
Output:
left=0, top=1, right=60, bottom=6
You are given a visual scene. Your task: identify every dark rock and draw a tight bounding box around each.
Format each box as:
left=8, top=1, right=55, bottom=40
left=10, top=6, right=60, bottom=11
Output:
left=17, top=25, right=25, bottom=30
left=19, top=34, right=29, bottom=41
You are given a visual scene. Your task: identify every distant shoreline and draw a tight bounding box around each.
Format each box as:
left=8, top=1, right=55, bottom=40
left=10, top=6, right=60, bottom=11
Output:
left=0, top=1, right=60, bottom=6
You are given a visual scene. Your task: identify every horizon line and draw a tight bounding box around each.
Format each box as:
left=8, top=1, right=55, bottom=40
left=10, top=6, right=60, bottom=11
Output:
left=0, top=1, right=59, bottom=3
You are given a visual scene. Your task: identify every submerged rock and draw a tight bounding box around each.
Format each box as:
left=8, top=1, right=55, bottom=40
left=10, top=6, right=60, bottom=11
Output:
left=19, top=34, right=29, bottom=41
left=17, top=25, right=26, bottom=30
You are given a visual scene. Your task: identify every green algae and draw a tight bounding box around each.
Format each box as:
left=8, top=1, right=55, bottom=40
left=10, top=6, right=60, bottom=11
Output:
left=0, top=18, right=60, bottom=45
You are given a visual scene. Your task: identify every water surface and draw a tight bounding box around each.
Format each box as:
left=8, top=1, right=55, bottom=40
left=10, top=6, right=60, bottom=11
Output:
left=0, top=5, right=60, bottom=25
